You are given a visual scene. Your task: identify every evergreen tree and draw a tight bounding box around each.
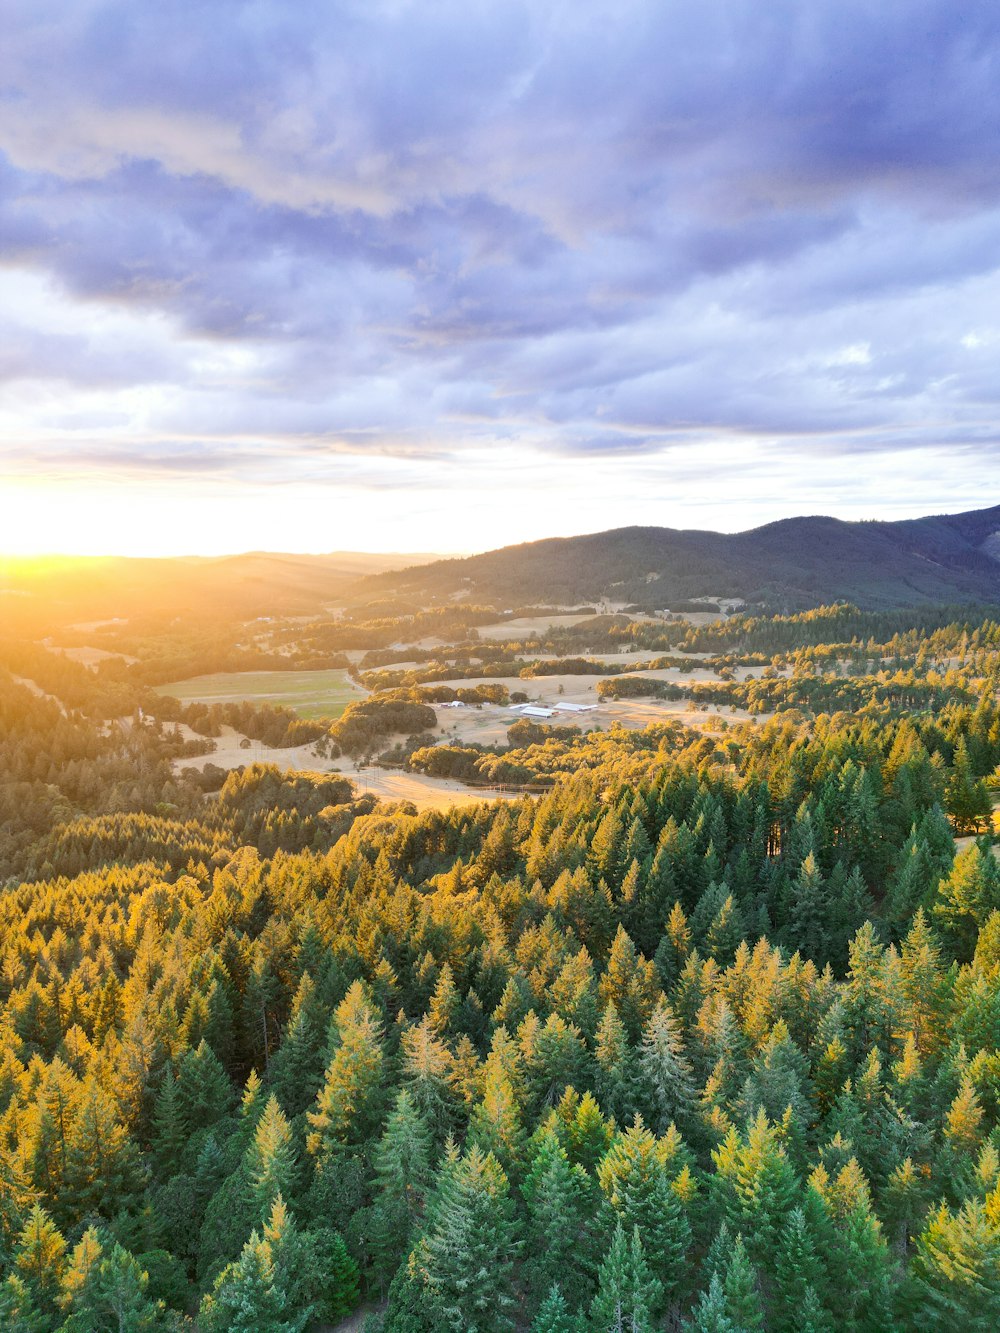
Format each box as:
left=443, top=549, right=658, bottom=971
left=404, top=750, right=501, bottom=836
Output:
left=531, top=1284, right=584, bottom=1333
left=934, top=844, right=1000, bottom=959
left=945, top=737, right=992, bottom=835
left=910, top=1199, right=1000, bottom=1331
left=638, top=1001, right=695, bottom=1133
left=597, top=1118, right=691, bottom=1307
left=150, top=1066, right=186, bottom=1179
left=287, top=1222, right=359, bottom=1324
left=468, top=1067, right=528, bottom=1181
left=176, top=1040, right=234, bottom=1129
left=589, top=1223, right=662, bottom=1333
left=398, top=1145, right=520, bottom=1333
left=783, top=852, right=828, bottom=962
left=0, top=1275, right=45, bottom=1333
left=719, top=1234, right=764, bottom=1331
left=369, top=1090, right=434, bottom=1293
left=772, top=1206, right=828, bottom=1333
left=521, top=1130, right=597, bottom=1314
left=14, top=1205, right=67, bottom=1312
left=58, top=1235, right=162, bottom=1332
left=307, top=981, right=386, bottom=1156
left=245, top=1094, right=297, bottom=1218
left=199, top=1224, right=301, bottom=1333
left=595, top=1001, right=643, bottom=1125
left=686, top=1274, right=735, bottom=1333
left=711, top=1112, right=798, bottom=1272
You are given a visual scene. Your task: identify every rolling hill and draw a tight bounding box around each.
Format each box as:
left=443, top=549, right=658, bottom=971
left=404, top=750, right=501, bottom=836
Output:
left=358, top=504, right=1000, bottom=611
left=0, top=550, right=441, bottom=632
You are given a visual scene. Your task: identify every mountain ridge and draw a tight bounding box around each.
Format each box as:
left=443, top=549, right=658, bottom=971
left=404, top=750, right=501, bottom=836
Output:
left=360, top=504, right=1000, bottom=611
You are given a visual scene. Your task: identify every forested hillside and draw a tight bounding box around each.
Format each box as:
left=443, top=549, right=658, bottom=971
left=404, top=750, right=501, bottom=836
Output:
left=360, top=504, right=1000, bottom=610
left=2, top=603, right=1000, bottom=1330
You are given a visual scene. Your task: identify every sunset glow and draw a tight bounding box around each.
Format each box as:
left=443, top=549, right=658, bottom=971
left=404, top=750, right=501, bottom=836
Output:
left=3, top=1, right=1000, bottom=556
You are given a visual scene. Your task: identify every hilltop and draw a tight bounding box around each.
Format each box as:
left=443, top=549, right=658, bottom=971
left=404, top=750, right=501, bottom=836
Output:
left=359, top=504, right=1000, bottom=611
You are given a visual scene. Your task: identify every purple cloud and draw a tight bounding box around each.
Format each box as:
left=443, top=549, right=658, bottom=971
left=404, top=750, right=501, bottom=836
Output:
left=3, top=0, right=1000, bottom=542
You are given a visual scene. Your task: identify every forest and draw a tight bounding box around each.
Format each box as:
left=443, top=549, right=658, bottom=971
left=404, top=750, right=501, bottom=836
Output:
left=2, top=598, right=1000, bottom=1330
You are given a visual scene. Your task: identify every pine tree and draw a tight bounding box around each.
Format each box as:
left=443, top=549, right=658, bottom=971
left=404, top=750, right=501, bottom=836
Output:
left=63, top=1080, right=145, bottom=1222
left=0, top=1274, right=45, bottom=1333
left=400, top=1016, right=459, bottom=1142
left=60, top=1226, right=105, bottom=1313
left=403, top=1145, right=520, bottom=1333
left=807, top=1160, right=895, bottom=1333
left=521, top=1130, right=597, bottom=1314
left=686, top=1274, right=735, bottom=1332
left=638, top=1001, right=695, bottom=1133
left=270, top=975, right=329, bottom=1117
left=840, top=924, right=896, bottom=1059
left=888, top=834, right=938, bottom=927
left=599, top=926, right=657, bottom=1038
left=934, top=844, right=1000, bottom=959
left=369, top=1090, right=434, bottom=1293
left=735, top=1019, right=811, bottom=1132
left=176, top=1039, right=234, bottom=1129
left=59, top=1235, right=162, bottom=1332
left=288, top=1222, right=359, bottom=1324
left=261, top=1193, right=357, bottom=1328
left=911, top=1199, right=1000, bottom=1331
left=469, top=1063, right=529, bottom=1180
left=556, top=1087, right=614, bottom=1173
left=711, top=1111, right=798, bottom=1272
left=772, top=1206, right=827, bottom=1333
left=595, top=1001, right=642, bottom=1125
left=898, top=909, right=950, bottom=1057
left=945, top=737, right=992, bottom=835
left=783, top=853, right=828, bottom=962
left=598, top=1118, right=691, bottom=1307
left=720, top=1234, right=764, bottom=1331
left=653, top=901, right=691, bottom=988
left=307, top=981, right=386, bottom=1156
left=531, top=1284, right=584, bottom=1333
left=245, top=1094, right=298, bottom=1218
left=589, top=1222, right=662, bottom=1333
left=590, top=807, right=627, bottom=889
left=27, top=1056, right=79, bottom=1201
left=14, top=1204, right=67, bottom=1311
left=150, top=1065, right=187, bottom=1178
left=427, top=962, right=461, bottom=1037
left=200, top=1224, right=301, bottom=1333
left=943, top=1075, right=985, bottom=1159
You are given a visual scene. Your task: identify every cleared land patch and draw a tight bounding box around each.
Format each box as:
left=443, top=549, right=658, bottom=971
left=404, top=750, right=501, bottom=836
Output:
left=155, top=668, right=365, bottom=719
left=168, top=723, right=522, bottom=812
left=474, top=614, right=607, bottom=640
left=46, top=643, right=139, bottom=667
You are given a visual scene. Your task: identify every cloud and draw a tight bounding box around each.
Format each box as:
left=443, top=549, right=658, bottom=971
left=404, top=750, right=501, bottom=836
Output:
left=3, top=0, right=1000, bottom=549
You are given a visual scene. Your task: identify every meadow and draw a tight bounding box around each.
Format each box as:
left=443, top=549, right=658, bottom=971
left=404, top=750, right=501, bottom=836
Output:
left=155, top=667, right=363, bottom=719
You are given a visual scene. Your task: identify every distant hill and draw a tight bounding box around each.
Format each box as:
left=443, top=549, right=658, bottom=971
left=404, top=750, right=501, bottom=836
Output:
left=0, top=550, right=441, bottom=632
left=358, top=505, right=1000, bottom=611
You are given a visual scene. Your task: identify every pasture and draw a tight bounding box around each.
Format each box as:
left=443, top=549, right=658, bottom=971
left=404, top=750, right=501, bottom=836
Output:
left=156, top=668, right=364, bottom=719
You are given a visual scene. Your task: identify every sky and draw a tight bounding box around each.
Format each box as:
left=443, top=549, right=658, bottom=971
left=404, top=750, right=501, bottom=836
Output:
left=2, top=0, right=1000, bottom=557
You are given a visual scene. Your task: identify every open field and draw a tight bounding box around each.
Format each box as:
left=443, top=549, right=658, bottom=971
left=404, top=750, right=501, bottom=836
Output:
left=156, top=668, right=365, bottom=719
left=168, top=724, right=522, bottom=812
left=45, top=642, right=138, bottom=667
left=474, top=613, right=608, bottom=640
left=159, top=656, right=772, bottom=808
left=427, top=672, right=767, bottom=745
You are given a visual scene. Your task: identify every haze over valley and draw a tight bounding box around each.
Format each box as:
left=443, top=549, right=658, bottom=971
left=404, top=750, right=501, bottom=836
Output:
left=5, top=2, right=1000, bottom=1329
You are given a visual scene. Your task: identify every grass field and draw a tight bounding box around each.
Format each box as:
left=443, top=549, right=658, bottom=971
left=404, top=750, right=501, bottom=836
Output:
left=156, top=669, right=364, bottom=719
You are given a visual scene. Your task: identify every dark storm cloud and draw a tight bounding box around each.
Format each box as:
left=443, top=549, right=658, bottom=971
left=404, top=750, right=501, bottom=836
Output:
left=3, top=0, right=1000, bottom=488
